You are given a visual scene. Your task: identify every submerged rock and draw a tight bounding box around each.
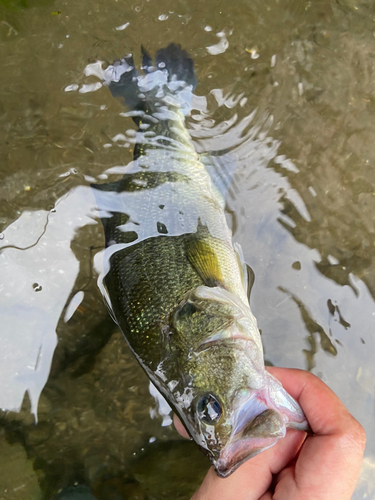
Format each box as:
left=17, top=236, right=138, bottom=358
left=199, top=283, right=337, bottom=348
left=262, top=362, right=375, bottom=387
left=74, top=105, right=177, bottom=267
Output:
left=0, top=434, right=42, bottom=500
left=54, top=485, right=97, bottom=500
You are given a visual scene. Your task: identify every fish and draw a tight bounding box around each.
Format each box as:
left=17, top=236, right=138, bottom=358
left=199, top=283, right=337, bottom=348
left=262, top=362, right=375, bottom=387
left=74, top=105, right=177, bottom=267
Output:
left=92, top=44, right=308, bottom=478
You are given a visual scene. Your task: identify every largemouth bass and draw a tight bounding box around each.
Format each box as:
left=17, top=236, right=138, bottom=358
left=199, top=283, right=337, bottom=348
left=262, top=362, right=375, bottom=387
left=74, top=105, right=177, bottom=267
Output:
left=93, top=44, right=308, bottom=477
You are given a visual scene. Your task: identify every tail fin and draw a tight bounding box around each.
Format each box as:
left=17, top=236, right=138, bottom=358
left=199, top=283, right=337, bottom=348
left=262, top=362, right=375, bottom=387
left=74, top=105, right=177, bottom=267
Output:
left=155, top=43, right=197, bottom=89
left=106, top=54, right=144, bottom=112
left=141, top=45, right=153, bottom=72
left=106, top=44, right=197, bottom=118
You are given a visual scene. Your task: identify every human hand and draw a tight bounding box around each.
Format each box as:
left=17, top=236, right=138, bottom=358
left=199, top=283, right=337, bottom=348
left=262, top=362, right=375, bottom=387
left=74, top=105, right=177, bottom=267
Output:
left=174, top=368, right=366, bottom=500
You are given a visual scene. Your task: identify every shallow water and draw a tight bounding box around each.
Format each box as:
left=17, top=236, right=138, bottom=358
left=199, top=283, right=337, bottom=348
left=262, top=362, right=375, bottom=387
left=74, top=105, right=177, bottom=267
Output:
left=0, top=0, right=374, bottom=498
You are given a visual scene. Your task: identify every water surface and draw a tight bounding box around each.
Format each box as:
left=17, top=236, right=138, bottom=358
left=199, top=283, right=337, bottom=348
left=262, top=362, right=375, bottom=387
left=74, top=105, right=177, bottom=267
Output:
left=0, top=0, right=374, bottom=497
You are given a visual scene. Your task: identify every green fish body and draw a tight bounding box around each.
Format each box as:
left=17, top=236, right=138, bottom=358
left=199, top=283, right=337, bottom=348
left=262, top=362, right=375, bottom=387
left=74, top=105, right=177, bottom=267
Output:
left=93, top=44, right=308, bottom=477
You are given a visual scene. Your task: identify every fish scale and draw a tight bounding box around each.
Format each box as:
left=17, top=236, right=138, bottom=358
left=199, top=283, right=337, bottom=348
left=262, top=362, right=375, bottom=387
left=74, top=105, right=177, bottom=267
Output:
left=106, top=234, right=203, bottom=358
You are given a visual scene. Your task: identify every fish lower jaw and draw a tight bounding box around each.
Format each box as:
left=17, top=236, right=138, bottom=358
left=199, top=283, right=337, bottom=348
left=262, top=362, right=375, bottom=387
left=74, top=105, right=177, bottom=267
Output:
left=211, top=407, right=288, bottom=478
left=212, top=434, right=282, bottom=478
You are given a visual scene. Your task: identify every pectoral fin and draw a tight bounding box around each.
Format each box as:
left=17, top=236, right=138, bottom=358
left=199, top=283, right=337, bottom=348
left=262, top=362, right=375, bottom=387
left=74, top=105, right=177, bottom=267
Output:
left=186, top=238, right=224, bottom=288
left=233, top=242, right=254, bottom=300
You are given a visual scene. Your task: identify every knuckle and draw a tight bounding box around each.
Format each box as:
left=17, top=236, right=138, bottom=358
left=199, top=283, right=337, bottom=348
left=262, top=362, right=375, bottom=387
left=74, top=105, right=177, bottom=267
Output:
left=353, top=421, right=367, bottom=449
left=340, top=417, right=366, bottom=454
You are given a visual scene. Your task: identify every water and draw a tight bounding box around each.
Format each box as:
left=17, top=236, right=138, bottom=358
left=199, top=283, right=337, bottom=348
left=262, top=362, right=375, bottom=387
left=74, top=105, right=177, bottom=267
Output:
left=0, top=0, right=374, bottom=497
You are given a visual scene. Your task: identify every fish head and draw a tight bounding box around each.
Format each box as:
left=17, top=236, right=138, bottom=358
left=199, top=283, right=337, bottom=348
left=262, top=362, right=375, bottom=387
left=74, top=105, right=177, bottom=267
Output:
left=169, top=286, right=308, bottom=477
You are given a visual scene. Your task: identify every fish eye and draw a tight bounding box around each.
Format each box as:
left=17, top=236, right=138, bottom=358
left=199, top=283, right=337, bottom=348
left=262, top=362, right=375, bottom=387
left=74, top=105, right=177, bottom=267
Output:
left=196, top=393, right=222, bottom=425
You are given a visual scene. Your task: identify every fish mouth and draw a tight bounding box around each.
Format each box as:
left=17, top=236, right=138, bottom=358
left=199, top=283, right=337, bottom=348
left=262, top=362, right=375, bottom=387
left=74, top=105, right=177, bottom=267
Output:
left=213, top=409, right=286, bottom=478
left=213, top=434, right=281, bottom=478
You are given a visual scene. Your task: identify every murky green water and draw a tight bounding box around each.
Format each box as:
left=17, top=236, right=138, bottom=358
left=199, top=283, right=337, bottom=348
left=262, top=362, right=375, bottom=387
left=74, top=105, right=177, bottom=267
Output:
left=0, top=0, right=374, bottom=498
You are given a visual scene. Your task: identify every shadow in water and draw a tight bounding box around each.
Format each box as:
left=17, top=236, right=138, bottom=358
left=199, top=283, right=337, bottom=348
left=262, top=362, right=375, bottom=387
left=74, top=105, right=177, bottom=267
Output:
left=278, top=286, right=337, bottom=371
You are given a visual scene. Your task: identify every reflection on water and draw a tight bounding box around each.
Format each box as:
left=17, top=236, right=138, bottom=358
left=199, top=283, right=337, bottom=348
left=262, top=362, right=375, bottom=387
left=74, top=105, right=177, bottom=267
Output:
left=0, top=187, right=97, bottom=415
left=0, top=0, right=375, bottom=497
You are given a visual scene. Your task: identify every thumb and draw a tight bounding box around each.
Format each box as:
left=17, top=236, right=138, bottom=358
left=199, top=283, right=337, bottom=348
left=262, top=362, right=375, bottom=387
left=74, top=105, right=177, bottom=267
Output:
left=191, top=429, right=305, bottom=500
